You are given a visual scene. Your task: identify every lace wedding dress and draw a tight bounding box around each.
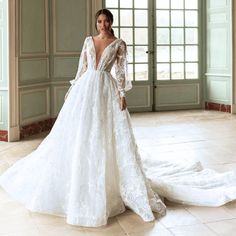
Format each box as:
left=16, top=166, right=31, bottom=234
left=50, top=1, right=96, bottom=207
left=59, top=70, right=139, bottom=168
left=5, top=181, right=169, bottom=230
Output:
left=1, top=36, right=236, bottom=227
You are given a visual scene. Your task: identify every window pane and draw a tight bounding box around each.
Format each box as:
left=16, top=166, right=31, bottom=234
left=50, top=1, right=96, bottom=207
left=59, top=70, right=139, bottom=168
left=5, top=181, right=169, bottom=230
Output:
left=171, top=0, right=184, bottom=9
left=120, top=0, right=132, bottom=8
left=171, top=63, right=184, bottom=79
left=120, top=10, right=133, bottom=26
left=135, top=28, right=148, bottom=44
left=135, top=64, right=148, bottom=80
left=157, top=63, right=170, bottom=80
left=127, top=46, right=133, bottom=63
left=185, top=11, right=198, bottom=26
left=185, top=28, right=198, bottom=44
left=171, top=10, right=184, bottom=26
left=105, top=0, right=118, bottom=8
left=156, top=10, right=170, bottom=26
left=157, top=28, right=170, bottom=44
left=134, top=0, right=148, bottom=8
left=171, top=28, right=184, bottom=44
left=185, top=0, right=198, bottom=9
left=128, top=64, right=134, bottom=81
left=120, top=28, right=133, bottom=44
left=185, top=46, right=198, bottom=61
left=110, top=9, right=119, bottom=26
left=186, top=63, right=198, bottom=79
left=171, top=46, right=184, bottom=62
left=156, top=0, right=169, bottom=9
left=135, top=46, right=148, bottom=62
left=157, top=46, right=170, bottom=62
left=135, top=10, right=148, bottom=26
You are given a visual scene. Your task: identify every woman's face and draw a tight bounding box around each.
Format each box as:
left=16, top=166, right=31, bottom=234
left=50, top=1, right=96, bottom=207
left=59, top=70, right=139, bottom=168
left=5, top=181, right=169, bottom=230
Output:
left=96, top=14, right=111, bottom=33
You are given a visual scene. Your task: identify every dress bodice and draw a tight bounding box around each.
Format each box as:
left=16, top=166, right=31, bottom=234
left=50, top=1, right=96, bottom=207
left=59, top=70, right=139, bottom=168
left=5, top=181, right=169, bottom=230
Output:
left=70, top=36, right=132, bottom=97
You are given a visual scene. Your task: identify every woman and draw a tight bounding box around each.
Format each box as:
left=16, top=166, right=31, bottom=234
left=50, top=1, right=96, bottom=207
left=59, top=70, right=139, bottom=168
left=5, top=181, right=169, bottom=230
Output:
left=0, top=9, right=166, bottom=227
left=1, top=8, right=236, bottom=228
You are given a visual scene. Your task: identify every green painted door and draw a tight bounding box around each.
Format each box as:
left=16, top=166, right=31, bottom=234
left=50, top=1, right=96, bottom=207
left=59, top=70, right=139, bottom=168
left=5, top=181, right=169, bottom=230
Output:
left=105, top=0, right=203, bottom=111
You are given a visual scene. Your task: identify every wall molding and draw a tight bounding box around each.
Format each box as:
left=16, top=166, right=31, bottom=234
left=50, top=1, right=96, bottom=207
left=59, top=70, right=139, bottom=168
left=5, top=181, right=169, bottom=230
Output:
left=156, top=83, right=200, bottom=107
left=0, top=29, right=3, bottom=82
left=19, top=87, right=50, bottom=125
left=19, top=0, right=49, bottom=57
left=205, top=73, right=231, bottom=77
left=52, top=85, right=68, bottom=116
left=52, top=0, right=90, bottom=56
left=19, top=57, right=50, bottom=83
left=0, top=94, right=3, bottom=125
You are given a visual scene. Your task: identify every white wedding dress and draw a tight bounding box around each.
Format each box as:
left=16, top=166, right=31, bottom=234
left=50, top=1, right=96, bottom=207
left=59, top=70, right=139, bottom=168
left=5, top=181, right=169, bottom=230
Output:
left=1, top=36, right=236, bottom=227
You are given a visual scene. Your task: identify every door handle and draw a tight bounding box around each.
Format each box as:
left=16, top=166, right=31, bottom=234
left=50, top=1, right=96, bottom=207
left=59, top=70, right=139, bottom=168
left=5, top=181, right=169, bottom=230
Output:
left=146, top=51, right=154, bottom=54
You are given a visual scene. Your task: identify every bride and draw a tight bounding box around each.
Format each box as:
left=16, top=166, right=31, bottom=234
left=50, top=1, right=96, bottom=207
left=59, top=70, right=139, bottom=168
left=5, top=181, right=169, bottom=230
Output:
left=0, top=8, right=236, bottom=228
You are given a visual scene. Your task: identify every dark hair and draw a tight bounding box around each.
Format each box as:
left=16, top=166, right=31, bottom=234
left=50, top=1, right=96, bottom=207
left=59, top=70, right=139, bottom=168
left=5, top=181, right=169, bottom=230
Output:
left=95, top=9, right=114, bottom=36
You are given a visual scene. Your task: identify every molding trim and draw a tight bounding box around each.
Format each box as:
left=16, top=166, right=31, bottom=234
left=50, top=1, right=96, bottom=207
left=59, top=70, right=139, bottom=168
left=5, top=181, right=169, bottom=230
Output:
left=233, top=0, right=236, bottom=105
left=156, top=83, right=200, bottom=107
left=19, top=57, right=50, bottom=82
left=19, top=0, right=49, bottom=57
left=0, top=29, right=3, bottom=82
left=0, top=94, right=3, bottom=125
left=232, top=104, right=236, bottom=113
left=128, top=85, right=151, bottom=108
left=52, top=0, right=89, bottom=56
left=19, top=87, right=50, bottom=125
left=19, top=81, right=51, bottom=89
left=205, top=73, right=231, bottom=77
left=8, top=0, right=20, bottom=141
left=52, top=85, right=67, bottom=116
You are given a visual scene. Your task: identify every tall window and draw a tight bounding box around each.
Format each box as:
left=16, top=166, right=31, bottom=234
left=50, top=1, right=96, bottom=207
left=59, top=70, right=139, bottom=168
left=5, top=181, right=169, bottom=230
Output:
left=105, top=0, right=200, bottom=82
left=156, top=0, right=199, bottom=80
left=105, top=0, right=149, bottom=81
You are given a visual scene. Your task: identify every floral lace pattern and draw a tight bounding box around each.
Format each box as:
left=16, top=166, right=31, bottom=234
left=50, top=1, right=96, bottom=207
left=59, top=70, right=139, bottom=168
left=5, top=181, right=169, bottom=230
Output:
left=65, top=36, right=132, bottom=100
left=0, top=36, right=166, bottom=227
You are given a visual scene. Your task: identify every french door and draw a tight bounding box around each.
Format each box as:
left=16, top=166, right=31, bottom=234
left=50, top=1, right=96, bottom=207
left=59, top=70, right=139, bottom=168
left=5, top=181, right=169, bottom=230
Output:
left=104, top=0, right=203, bottom=111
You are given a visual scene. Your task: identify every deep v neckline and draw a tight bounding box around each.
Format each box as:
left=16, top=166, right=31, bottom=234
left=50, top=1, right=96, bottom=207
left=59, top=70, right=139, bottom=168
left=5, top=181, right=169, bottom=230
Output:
left=91, top=36, right=119, bottom=69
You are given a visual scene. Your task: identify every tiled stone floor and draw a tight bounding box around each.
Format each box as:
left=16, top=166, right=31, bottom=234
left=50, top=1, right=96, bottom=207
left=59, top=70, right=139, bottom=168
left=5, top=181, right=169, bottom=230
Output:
left=1, top=110, right=236, bottom=236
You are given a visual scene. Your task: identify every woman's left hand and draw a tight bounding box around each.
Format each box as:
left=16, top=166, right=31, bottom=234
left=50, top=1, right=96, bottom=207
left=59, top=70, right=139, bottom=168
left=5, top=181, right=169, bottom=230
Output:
left=120, top=97, right=127, bottom=111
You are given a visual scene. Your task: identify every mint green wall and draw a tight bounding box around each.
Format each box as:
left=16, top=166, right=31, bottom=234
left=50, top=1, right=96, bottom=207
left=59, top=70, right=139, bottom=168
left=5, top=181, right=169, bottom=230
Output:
left=19, top=0, right=50, bottom=125
left=51, top=0, right=88, bottom=117
left=0, top=0, right=8, bottom=130
left=205, top=0, right=232, bottom=105
left=19, top=0, right=88, bottom=125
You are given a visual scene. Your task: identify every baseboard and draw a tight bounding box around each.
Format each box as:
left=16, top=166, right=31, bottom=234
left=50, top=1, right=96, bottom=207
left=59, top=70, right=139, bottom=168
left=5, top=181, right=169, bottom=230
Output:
left=205, top=102, right=231, bottom=113
left=0, top=130, right=8, bottom=142
left=8, top=125, right=20, bottom=142
left=20, top=118, right=56, bottom=139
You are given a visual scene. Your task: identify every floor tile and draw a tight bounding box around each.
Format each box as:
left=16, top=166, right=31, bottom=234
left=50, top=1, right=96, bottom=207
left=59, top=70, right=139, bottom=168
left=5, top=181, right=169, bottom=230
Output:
left=84, top=217, right=125, bottom=236
left=185, top=206, right=234, bottom=223
left=116, top=213, right=158, bottom=234
left=206, top=219, right=236, bottom=236
left=169, top=224, right=216, bottom=236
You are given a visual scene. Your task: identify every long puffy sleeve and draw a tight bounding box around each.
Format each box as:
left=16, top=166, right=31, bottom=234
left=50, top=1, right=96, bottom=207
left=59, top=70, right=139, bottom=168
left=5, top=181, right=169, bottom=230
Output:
left=64, top=37, right=88, bottom=100
left=114, top=41, right=132, bottom=97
